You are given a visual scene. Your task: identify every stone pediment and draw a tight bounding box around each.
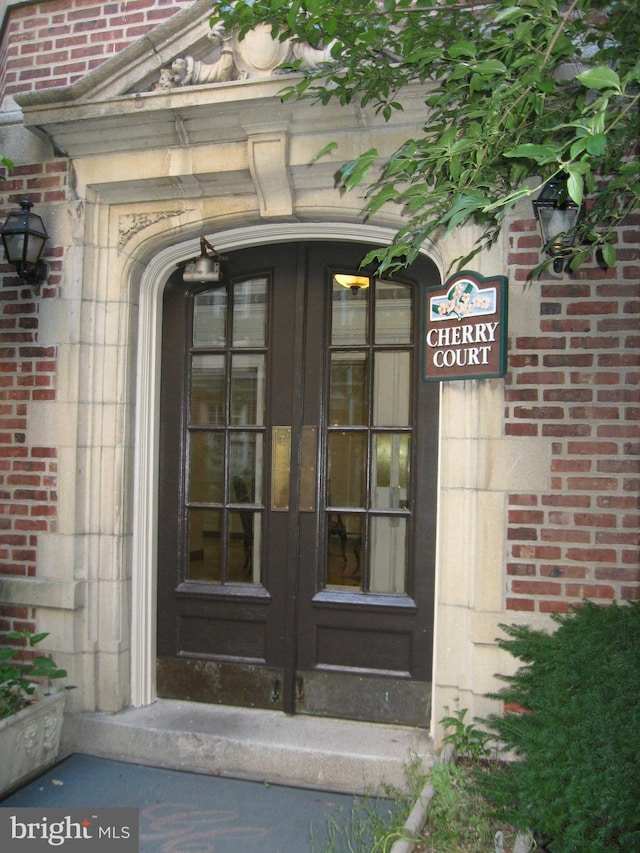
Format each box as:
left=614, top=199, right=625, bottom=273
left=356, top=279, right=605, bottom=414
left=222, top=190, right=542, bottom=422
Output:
left=13, top=0, right=347, bottom=162
left=10, top=0, right=422, bottom=220
left=16, top=0, right=334, bottom=108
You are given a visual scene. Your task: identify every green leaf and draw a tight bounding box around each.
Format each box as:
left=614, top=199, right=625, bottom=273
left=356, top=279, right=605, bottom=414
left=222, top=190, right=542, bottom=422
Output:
left=504, top=144, right=559, bottom=164
left=406, top=47, right=443, bottom=64
left=339, top=149, right=379, bottom=190
left=577, top=67, right=621, bottom=91
left=472, top=60, right=508, bottom=77
left=449, top=157, right=461, bottom=181
left=600, top=242, right=616, bottom=268
left=312, top=141, right=338, bottom=162
left=569, top=138, right=588, bottom=159
left=442, top=191, right=489, bottom=232
left=482, top=186, right=533, bottom=213
left=366, top=183, right=399, bottom=216
left=566, top=169, right=584, bottom=206
left=286, top=0, right=301, bottom=31
left=585, top=133, right=607, bottom=156
left=493, top=6, right=527, bottom=25
left=447, top=41, right=476, bottom=59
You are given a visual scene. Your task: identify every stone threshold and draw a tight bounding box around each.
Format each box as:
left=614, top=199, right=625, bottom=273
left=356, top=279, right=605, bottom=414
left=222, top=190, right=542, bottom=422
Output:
left=61, top=699, right=436, bottom=796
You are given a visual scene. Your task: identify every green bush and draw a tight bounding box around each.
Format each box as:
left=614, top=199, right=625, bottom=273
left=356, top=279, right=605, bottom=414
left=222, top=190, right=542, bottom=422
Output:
left=481, top=601, right=640, bottom=852
left=0, top=630, right=69, bottom=719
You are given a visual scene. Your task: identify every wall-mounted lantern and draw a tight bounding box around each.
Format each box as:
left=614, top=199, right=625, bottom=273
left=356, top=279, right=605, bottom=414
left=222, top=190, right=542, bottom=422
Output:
left=0, top=198, right=48, bottom=291
left=181, top=236, right=226, bottom=283
left=532, top=174, right=581, bottom=273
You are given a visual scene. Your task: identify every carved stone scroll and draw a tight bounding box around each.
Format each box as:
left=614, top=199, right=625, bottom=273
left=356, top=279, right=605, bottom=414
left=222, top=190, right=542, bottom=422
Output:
left=153, top=21, right=336, bottom=89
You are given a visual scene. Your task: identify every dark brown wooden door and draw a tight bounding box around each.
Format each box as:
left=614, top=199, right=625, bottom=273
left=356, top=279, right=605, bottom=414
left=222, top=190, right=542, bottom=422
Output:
left=157, top=242, right=440, bottom=726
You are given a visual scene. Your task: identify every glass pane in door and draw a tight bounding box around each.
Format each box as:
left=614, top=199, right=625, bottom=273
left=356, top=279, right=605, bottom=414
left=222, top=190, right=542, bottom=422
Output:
left=331, top=278, right=368, bottom=344
left=186, top=279, right=268, bottom=585
left=326, top=513, right=364, bottom=590
left=231, top=354, right=265, bottom=426
left=373, top=352, right=411, bottom=425
left=233, top=278, right=267, bottom=346
left=189, top=432, right=224, bottom=503
left=374, top=281, right=412, bottom=344
left=188, top=508, right=223, bottom=582
left=193, top=290, right=227, bottom=347
left=329, top=353, right=368, bottom=425
left=327, top=432, right=366, bottom=507
left=324, top=276, right=414, bottom=595
left=191, top=354, right=225, bottom=424
left=369, top=516, right=407, bottom=593
left=371, top=433, right=410, bottom=509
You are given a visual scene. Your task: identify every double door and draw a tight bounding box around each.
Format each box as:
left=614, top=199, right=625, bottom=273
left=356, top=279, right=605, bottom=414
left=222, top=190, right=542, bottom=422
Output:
left=157, top=241, right=440, bottom=725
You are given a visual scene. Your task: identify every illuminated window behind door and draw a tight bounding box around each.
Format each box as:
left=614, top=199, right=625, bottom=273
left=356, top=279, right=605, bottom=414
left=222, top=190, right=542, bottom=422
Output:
left=327, top=277, right=413, bottom=593
left=187, top=278, right=268, bottom=584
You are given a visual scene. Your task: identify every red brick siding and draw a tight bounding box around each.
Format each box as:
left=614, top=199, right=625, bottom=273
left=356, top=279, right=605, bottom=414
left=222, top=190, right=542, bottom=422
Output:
left=0, top=604, right=36, bottom=639
left=506, top=215, right=640, bottom=612
left=0, top=161, right=66, bottom=632
left=0, top=0, right=192, bottom=638
left=0, top=0, right=192, bottom=104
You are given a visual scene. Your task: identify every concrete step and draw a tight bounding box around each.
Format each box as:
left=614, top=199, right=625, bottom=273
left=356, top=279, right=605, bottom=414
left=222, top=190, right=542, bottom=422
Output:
left=61, top=699, right=436, bottom=795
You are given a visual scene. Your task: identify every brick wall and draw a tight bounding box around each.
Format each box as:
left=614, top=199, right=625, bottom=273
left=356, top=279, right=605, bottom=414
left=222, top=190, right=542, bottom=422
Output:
left=0, top=0, right=193, bottom=635
left=0, top=160, right=65, bottom=634
left=0, top=0, right=192, bottom=105
left=505, top=215, right=640, bottom=613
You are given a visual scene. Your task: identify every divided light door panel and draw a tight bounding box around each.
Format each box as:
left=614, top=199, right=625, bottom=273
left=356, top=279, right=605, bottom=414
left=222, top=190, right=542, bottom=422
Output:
left=156, top=241, right=439, bottom=726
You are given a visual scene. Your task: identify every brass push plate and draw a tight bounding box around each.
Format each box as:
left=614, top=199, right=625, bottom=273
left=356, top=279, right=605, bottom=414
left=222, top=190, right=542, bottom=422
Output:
left=271, top=426, right=291, bottom=511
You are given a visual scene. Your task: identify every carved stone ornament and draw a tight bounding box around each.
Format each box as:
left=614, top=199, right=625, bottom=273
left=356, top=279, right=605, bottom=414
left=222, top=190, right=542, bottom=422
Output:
left=153, top=21, right=336, bottom=89
left=119, top=211, right=183, bottom=249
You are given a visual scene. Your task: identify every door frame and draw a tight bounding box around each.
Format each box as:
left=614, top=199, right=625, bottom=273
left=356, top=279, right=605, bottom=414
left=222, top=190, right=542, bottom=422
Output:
left=131, top=222, right=443, bottom=711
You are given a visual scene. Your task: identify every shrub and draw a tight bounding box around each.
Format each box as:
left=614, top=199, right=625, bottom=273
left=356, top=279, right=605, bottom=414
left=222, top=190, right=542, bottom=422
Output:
left=0, top=630, right=69, bottom=719
left=481, top=600, right=640, bottom=852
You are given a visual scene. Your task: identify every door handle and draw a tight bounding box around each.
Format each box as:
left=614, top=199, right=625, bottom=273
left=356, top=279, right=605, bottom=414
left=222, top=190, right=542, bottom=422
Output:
left=271, top=426, right=291, bottom=511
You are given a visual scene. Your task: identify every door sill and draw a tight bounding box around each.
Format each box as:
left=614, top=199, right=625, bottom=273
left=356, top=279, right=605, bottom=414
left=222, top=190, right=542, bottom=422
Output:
left=61, top=699, right=436, bottom=795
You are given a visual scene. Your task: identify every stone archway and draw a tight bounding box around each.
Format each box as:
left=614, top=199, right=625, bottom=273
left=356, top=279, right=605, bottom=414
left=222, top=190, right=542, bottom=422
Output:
left=130, top=222, right=443, bottom=709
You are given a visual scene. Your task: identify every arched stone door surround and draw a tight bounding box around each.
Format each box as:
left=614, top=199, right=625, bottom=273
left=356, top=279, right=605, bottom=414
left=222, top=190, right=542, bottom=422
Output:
left=131, top=222, right=444, bottom=711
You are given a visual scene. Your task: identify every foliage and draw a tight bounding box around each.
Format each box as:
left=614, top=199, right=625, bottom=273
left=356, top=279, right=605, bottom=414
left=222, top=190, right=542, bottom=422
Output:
left=419, top=762, right=521, bottom=853
left=214, top=0, right=640, bottom=275
left=313, top=753, right=428, bottom=852
left=440, top=704, right=492, bottom=762
left=481, top=601, right=640, bottom=852
left=0, top=630, right=70, bottom=720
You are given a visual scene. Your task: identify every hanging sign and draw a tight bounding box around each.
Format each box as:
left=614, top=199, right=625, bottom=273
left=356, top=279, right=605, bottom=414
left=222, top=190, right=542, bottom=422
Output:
left=423, top=270, right=508, bottom=382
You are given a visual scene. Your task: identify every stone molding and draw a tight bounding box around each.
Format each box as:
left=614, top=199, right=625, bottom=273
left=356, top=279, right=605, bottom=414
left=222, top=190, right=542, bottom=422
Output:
left=0, top=577, right=85, bottom=611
